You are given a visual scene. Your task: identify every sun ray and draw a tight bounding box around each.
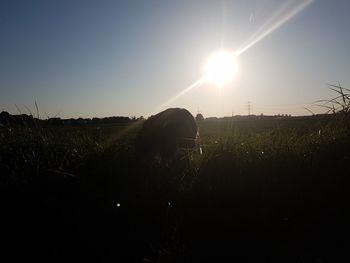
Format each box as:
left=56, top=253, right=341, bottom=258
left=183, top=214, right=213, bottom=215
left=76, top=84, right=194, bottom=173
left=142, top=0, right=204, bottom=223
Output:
left=146, top=0, right=314, bottom=117
left=235, top=0, right=314, bottom=57
left=237, top=0, right=293, bottom=54
left=148, top=77, right=206, bottom=116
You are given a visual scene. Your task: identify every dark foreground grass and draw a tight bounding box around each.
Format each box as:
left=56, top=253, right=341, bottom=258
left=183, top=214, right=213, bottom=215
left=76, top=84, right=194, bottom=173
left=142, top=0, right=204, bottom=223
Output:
left=1, top=117, right=349, bottom=262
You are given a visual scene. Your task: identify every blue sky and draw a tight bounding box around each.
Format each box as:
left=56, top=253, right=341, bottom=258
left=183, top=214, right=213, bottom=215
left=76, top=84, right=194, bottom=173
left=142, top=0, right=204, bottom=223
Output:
left=1, top=0, right=350, bottom=118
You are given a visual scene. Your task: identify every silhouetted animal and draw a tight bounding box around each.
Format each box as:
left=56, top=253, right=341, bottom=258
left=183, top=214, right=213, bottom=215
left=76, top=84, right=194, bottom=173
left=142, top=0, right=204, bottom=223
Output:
left=137, top=108, right=198, bottom=161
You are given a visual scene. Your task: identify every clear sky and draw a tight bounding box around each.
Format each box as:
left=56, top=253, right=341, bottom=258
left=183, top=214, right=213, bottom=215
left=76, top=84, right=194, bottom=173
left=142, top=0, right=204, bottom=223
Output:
left=1, top=0, right=350, bottom=118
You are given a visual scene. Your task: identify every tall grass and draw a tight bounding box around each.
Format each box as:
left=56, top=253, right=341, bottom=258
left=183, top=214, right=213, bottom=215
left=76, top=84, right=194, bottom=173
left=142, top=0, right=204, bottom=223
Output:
left=1, top=98, right=350, bottom=262
left=316, top=83, right=350, bottom=115
left=0, top=124, right=103, bottom=184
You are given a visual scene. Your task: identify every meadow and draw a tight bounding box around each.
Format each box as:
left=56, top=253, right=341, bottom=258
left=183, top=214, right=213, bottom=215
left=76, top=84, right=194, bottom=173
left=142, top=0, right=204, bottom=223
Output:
left=1, top=114, right=349, bottom=262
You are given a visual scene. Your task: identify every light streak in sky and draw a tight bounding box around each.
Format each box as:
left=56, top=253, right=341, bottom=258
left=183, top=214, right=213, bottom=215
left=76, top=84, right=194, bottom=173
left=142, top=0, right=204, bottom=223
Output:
left=235, top=0, right=314, bottom=57
left=148, top=77, right=206, bottom=116
left=238, top=0, right=294, bottom=54
left=150, top=0, right=314, bottom=116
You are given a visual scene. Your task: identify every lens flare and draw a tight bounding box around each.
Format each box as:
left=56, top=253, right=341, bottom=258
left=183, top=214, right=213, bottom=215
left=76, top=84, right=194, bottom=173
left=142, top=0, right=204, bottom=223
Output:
left=148, top=77, right=206, bottom=116
left=235, top=0, right=314, bottom=57
left=148, top=0, right=314, bottom=115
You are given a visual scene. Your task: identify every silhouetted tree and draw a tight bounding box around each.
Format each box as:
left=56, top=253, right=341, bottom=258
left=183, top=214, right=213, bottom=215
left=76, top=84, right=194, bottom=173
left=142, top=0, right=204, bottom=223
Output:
left=195, top=113, right=204, bottom=121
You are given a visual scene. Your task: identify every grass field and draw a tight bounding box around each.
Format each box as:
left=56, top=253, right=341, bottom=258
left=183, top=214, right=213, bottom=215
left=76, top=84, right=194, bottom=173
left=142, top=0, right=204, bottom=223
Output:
left=1, top=115, right=349, bottom=262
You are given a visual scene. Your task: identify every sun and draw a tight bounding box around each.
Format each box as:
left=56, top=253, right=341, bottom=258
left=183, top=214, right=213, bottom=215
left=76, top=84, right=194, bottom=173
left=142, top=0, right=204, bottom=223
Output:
left=204, top=50, right=238, bottom=86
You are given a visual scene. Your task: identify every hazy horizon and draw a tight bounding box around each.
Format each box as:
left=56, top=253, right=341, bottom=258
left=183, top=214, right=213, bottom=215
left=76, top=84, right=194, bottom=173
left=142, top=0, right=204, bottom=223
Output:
left=1, top=0, right=350, bottom=118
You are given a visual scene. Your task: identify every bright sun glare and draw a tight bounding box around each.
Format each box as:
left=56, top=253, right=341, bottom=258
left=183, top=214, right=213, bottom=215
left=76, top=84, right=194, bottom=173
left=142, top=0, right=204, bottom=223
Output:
left=204, top=51, right=237, bottom=86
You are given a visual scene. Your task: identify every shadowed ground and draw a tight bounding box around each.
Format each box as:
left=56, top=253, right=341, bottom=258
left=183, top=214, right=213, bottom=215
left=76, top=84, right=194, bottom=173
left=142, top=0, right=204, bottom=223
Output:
left=1, top=116, right=349, bottom=262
